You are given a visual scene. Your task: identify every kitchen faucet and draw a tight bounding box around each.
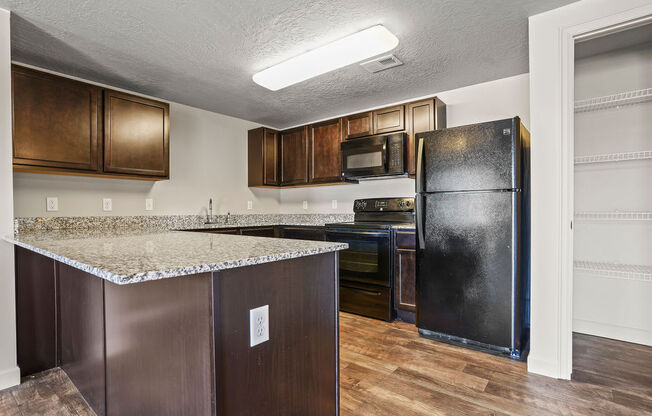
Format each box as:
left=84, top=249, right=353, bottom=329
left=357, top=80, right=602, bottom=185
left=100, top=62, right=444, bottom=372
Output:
left=205, top=198, right=217, bottom=224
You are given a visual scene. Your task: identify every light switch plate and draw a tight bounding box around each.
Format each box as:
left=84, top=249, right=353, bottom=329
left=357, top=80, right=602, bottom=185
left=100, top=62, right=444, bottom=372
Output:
left=249, top=305, right=269, bottom=347
left=332, top=200, right=338, bottom=209
left=247, top=200, right=253, bottom=210
left=103, top=198, right=113, bottom=212
left=145, top=198, right=154, bottom=211
left=302, top=200, right=308, bottom=210
left=46, top=197, right=58, bottom=212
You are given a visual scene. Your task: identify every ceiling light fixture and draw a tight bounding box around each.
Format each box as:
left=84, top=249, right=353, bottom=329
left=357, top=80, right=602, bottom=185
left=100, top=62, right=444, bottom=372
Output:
left=252, top=25, right=399, bottom=91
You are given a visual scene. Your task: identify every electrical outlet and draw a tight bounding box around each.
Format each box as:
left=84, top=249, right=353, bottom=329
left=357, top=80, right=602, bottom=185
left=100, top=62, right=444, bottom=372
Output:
left=249, top=305, right=269, bottom=347
left=332, top=199, right=338, bottom=209
left=103, top=198, right=113, bottom=212
left=302, top=200, right=308, bottom=210
left=46, top=197, right=58, bottom=212
left=145, top=198, right=154, bottom=211
left=247, top=200, right=253, bottom=210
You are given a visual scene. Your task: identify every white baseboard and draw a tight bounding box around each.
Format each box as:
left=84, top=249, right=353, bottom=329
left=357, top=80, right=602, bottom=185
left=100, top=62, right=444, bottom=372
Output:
left=574, top=319, right=652, bottom=346
left=0, top=365, right=20, bottom=390
left=527, top=354, right=569, bottom=380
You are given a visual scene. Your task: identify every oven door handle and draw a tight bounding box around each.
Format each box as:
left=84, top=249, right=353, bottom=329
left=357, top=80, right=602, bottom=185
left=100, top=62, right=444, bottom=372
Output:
left=341, top=285, right=382, bottom=296
left=326, top=230, right=390, bottom=238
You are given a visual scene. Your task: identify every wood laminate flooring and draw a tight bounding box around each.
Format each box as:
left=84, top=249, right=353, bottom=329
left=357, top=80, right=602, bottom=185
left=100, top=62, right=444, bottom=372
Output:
left=1, top=312, right=650, bottom=415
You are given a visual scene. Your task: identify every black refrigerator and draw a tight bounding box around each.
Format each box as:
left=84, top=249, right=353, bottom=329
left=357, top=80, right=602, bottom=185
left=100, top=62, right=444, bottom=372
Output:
left=415, top=117, right=530, bottom=359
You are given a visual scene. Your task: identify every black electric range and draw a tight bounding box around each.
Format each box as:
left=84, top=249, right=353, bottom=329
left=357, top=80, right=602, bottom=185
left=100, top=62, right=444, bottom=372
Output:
left=325, top=197, right=415, bottom=321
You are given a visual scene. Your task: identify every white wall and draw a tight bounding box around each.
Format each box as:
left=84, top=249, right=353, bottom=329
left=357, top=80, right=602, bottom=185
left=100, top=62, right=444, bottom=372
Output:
left=0, top=7, right=19, bottom=390
left=13, top=85, right=280, bottom=217
left=528, top=0, right=652, bottom=380
left=280, top=73, right=531, bottom=213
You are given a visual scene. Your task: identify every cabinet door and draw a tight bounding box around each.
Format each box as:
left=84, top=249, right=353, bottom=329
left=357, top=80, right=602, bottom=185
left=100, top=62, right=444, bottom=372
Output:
left=12, top=65, right=101, bottom=172
left=280, top=226, right=325, bottom=241
left=407, top=98, right=446, bottom=176
left=343, top=112, right=373, bottom=140
left=373, top=105, right=404, bottom=135
left=309, top=119, right=342, bottom=183
left=264, top=129, right=279, bottom=185
left=280, top=127, right=308, bottom=185
left=394, top=247, right=416, bottom=313
left=104, top=90, right=169, bottom=177
left=240, top=227, right=277, bottom=237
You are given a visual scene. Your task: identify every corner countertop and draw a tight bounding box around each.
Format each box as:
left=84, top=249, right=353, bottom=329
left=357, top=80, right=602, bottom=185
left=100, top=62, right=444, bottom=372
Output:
left=5, top=229, right=347, bottom=285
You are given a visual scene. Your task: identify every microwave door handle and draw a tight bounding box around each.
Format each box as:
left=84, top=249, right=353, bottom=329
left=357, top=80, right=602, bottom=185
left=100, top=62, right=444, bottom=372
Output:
left=382, top=142, right=388, bottom=168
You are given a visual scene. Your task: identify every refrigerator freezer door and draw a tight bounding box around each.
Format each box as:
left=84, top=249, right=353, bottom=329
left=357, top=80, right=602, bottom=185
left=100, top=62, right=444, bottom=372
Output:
left=419, top=118, right=521, bottom=193
left=416, top=191, right=521, bottom=350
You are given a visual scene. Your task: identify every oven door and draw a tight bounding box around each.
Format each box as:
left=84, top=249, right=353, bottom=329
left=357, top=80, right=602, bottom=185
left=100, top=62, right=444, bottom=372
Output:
left=325, top=228, right=391, bottom=287
left=341, top=136, right=388, bottom=178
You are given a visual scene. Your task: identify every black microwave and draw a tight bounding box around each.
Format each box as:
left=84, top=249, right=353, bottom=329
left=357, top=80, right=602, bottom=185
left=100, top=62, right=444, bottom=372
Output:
left=340, top=133, right=407, bottom=180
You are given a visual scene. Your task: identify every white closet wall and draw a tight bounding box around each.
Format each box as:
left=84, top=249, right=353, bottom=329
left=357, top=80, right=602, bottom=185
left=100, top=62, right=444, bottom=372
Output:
left=573, top=37, right=652, bottom=346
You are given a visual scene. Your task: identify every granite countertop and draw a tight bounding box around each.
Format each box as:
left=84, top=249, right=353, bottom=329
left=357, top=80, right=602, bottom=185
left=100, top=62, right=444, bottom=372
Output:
left=5, top=230, right=348, bottom=285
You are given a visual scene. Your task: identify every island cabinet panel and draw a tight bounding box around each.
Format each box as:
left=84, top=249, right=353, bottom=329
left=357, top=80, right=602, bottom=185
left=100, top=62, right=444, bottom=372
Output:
left=240, top=226, right=277, bottom=237
left=57, top=263, right=106, bottom=416
left=373, top=105, right=405, bottom=135
left=394, top=231, right=416, bottom=323
left=280, top=126, right=309, bottom=185
left=15, top=246, right=57, bottom=377
left=104, top=274, right=214, bottom=416
left=103, top=90, right=170, bottom=178
left=248, top=127, right=279, bottom=186
left=11, top=65, right=101, bottom=172
left=406, top=98, right=447, bottom=176
left=343, top=111, right=373, bottom=139
left=213, top=253, right=338, bottom=416
left=309, top=119, right=343, bottom=183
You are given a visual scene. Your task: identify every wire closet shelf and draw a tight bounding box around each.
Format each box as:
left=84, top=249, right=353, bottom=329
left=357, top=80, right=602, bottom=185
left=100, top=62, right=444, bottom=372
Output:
left=574, top=150, right=652, bottom=165
left=574, top=87, right=652, bottom=113
left=574, top=261, right=652, bottom=282
left=575, top=211, right=652, bottom=221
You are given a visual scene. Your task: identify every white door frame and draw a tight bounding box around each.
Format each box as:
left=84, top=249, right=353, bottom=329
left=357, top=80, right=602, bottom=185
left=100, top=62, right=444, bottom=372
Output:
left=528, top=0, right=652, bottom=380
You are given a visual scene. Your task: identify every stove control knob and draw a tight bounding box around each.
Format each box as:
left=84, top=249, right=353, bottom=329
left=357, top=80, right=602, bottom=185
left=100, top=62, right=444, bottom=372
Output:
left=406, top=200, right=411, bottom=207
left=398, top=201, right=404, bottom=208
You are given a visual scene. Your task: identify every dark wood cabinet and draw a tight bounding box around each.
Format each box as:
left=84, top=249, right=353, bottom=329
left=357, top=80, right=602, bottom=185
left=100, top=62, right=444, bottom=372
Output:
left=406, top=98, right=446, bottom=176
left=104, top=90, right=169, bottom=178
left=343, top=112, right=373, bottom=140
left=280, top=226, right=325, bottom=241
left=12, top=65, right=101, bottom=172
left=248, top=127, right=279, bottom=186
left=394, top=231, right=416, bottom=323
left=309, top=119, right=343, bottom=183
left=240, top=226, right=277, bottom=237
left=373, top=105, right=405, bottom=135
left=280, top=127, right=309, bottom=185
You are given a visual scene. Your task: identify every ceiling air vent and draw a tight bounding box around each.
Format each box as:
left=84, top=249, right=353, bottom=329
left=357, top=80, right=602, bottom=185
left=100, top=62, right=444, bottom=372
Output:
left=360, top=54, right=403, bottom=73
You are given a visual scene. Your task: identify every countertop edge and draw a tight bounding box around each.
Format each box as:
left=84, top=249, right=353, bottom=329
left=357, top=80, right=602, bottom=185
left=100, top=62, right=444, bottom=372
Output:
left=3, top=234, right=347, bottom=285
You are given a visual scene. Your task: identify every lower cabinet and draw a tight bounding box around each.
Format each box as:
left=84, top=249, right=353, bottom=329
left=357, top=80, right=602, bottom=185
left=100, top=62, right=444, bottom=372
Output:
left=394, top=230, right=416, bottom=323
left=240, top=226, right=277, bottom=237
left=279, top=226, right=325, bottom=241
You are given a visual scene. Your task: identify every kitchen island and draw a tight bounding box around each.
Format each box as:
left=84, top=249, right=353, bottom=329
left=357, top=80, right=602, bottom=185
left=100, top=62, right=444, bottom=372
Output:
left=7, top=230, right=347, bottom=416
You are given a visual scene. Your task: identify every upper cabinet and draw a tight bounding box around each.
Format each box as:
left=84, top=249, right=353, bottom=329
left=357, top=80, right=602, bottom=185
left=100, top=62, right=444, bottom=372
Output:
left=406, top=98, right=446, bottom=176
left=103, top=90, right=169, bottom=178
left=343, top=112, right=373, bottom=140
left=247, top=98, right=446, bottom=188
left=248, top=127, right=279, bottom=187
left=373, top=105, right=405, bottom=135
left=11, top=65, right=170, bottom=180
left=309, top=119, right=343, bottom=184
left=12, top=66, right=102, bottom=173
left=280, top=127, right=309, bottom=186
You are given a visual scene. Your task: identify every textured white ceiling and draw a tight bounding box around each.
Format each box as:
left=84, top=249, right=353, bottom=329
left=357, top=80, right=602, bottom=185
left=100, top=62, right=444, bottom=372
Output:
left=1, top=0, right=576, bottom=129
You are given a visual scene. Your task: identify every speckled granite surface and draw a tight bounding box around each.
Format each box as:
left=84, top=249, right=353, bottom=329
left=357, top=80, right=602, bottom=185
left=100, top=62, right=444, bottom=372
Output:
left=5, top=230, right=347, bottom=285
left=15, top=214, right=355, bottom=233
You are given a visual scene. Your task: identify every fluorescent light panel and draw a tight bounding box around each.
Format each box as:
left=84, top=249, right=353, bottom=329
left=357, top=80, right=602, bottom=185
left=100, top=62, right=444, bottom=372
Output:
left=253, top=25, right=399, bottom=91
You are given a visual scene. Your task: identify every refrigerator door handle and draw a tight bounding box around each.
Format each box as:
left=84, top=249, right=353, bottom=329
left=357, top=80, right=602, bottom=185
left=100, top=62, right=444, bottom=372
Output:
left=416, top=193, right=425, bottom=249
left=416, top=137, right=424, bottom=193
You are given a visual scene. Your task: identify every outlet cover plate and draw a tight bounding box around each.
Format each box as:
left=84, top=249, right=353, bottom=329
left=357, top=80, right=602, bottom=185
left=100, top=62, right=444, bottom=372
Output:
left=249, top=305, right=269, bottom=347
left=247, top=200, right=253, bottom=210
left=103, top=198, right=113, bottom=212
left=332, top=199, right=338, bottom=209
left=145, top=198, right=154, bottom=211
left=302, top=200, right=308, bottom=210
left=46, top=197, right=58, bottom=212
